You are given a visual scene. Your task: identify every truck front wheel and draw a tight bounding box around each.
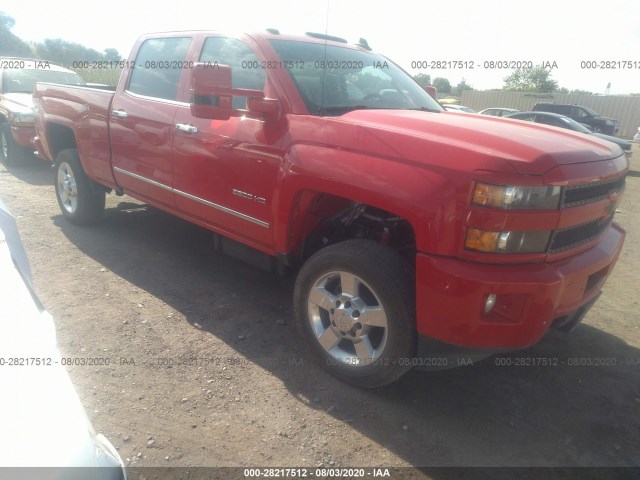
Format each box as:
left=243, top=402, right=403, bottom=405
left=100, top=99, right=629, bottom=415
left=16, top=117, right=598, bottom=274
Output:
left=55, top=149, right=105, bottom=225
left=294, top=240, right=417, bottom=388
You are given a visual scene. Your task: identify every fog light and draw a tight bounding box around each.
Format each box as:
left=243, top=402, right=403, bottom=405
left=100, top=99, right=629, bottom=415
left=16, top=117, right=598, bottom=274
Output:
left=484, top=294, right=497, bottom=314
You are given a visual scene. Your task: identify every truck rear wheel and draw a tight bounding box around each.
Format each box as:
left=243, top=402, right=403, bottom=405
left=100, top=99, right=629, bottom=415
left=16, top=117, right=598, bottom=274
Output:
left=294, top=239, right=417, bottom=388
left=0, top=122, right=29, bottom=166
left=55, top=149, right=105, bottom=225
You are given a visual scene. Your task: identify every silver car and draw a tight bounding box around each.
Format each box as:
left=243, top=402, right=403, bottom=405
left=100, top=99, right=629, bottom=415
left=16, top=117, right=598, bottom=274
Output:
left=0, top=199, right=126, bottom=479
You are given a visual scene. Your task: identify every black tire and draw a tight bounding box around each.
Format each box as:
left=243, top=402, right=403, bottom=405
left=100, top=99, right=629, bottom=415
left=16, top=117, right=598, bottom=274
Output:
left=0, top=122, right=29, bottom=165
left=54, top=148, right=105, bottom=225
left=294, top=239, right=417, bottom=388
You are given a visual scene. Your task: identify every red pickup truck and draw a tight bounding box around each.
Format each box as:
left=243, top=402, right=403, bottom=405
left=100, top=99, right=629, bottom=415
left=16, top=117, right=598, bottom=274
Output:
left=33, top=31, right=627, bottom=387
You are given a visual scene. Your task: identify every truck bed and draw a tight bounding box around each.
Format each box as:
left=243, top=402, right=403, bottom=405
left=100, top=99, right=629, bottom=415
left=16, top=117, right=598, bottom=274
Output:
left=34, top=83, right=117, bottom=187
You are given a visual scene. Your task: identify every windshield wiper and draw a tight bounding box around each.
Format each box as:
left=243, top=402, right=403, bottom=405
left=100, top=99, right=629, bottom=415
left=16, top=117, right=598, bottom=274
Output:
left=407, top=107, right=442, bottom=113
left=319, top=105, right=371, bottom=115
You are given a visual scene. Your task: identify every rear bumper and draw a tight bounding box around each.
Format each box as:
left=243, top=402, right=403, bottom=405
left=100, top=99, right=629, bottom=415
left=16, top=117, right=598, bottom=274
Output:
left=415, top=223, right=625, bottom=349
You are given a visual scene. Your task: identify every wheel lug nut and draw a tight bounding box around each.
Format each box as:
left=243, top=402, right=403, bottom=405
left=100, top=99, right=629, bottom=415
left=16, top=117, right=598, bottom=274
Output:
left=335, top=300, right=341, bottom=307
left=344, top=301, right=351, bottom=308
left=354, top=322, right=362, bottom=330
left=330, top=308, right=334, bottom=314
left=351, top=310, right=360, bottom=318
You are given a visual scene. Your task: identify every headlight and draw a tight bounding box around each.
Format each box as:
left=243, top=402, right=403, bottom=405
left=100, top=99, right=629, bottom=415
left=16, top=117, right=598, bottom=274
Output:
left=472, top=183, right=561, bottom=210
left=465, top=228, right=551, bottom=253
left=10, top=113, right=35, bottom=126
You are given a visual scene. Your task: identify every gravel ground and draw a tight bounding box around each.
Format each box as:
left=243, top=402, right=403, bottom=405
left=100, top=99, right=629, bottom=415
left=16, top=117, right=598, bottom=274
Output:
left=0, top=144, right=638, bottom=479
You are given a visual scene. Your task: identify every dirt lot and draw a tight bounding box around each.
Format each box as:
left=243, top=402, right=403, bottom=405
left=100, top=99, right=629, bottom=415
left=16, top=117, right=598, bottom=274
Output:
left=1, top=145, right=639, bottom=477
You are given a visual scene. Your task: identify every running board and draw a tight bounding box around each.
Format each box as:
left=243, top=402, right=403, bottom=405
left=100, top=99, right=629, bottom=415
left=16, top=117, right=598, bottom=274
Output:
left=212, top=233, right=287, bottom=275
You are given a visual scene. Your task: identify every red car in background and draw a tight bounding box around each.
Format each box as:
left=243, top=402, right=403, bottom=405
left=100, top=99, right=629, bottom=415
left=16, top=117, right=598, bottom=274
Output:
left=0, top=58, right=85, bottom=165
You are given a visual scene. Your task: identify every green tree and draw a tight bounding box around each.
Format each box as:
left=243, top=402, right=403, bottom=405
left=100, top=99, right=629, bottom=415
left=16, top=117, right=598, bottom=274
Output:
left=569, top=89, right=593, bottom=95
left=34, top=38, right=104, bottom=68
left=432, top=77, right=451, bottom=94
left=413, top=73, right=431, bottom=87
left=451, top=79, right=474, bottom=96
left=503, top=67, right=558, bottom=93
left=0, top=11, right=32, bottom=57
left=103, top=48, right=121, bottom=62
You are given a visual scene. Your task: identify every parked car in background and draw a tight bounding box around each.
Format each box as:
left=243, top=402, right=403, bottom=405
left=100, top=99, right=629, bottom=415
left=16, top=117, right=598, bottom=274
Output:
left=0, top=199, right=126, bottom=477
left=506, top=111, right=632, bottom=157
left=0, top=58, right=85, bottom=165
left=532, top=103, right=619, bottom=135
left=443, top=104, right=477, bottom=113
left=633, top=127, right=640, bottom=143
left=479, top=107, right=519, bottom=117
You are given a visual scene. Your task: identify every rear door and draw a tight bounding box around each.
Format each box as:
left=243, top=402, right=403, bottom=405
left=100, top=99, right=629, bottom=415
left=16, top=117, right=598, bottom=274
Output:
left=110, top=36, right=192, bottom=208
left=172, top=35, right=286, bottom=250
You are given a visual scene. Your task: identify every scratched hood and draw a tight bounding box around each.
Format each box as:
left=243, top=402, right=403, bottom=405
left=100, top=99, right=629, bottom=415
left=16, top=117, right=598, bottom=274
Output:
left=335, top=109, right=624, bottom=175
left=1, top=92, right=34, bottom=114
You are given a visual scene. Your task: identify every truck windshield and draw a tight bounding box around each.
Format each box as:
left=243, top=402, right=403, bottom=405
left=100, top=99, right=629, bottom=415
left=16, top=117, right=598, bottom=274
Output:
left=268, top=39, right=442, bottom=116
left=2, top=69, right=85, bottom=94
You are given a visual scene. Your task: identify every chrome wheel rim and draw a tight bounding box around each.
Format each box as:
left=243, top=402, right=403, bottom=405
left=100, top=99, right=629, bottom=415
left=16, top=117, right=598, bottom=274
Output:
left=307, top=271, right=388, bottom=367
left=1, top=132, right=8, bottom=160
left=57, top=162, right=78, bottom=214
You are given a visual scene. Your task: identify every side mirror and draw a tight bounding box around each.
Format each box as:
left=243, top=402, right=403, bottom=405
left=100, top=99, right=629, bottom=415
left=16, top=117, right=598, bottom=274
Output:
left=247, top=96, right=281, bottom=122
left=190, top=63, right=281, bottom=122
left=190, top=63, right=233, bottom=120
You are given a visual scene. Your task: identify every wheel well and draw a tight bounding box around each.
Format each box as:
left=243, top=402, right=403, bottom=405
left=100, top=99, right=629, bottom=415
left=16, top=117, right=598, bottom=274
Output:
left=291, top=192, right=416, bottom=266
left=46, top=123, right=77, bottom=159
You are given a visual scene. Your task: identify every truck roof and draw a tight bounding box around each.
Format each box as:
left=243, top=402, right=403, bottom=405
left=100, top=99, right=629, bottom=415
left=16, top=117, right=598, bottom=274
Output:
left=136, top=30, right=374, bottom=52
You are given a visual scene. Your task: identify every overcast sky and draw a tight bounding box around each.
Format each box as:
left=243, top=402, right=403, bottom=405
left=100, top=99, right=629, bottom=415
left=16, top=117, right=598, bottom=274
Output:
left=6, top=0, right=640, bottom=94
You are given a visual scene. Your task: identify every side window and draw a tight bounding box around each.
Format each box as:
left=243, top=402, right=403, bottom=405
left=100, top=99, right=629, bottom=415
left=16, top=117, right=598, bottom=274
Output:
left=571, top=107, right=588, bottom=118
left=535, top=115, right=558, bottom=126
left=199, top=37, right=267, bottom=109
left=128, top=37, right=192, bottom=101
left=517, top=114, right=536, bottom=122
left=555, top=105, right=570, bottom=115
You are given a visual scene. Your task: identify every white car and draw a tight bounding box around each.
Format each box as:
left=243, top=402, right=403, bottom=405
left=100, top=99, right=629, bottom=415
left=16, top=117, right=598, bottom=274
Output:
left=443, top=105, right=477, bottom=113
left=0, top=199, right=126, bottom=477
left=478, top=107, right=519, bottom=117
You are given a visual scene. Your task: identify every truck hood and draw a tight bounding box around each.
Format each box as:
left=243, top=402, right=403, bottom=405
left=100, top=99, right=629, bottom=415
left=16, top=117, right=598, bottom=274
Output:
left=1, top=92, right=34, bottom=114
left=336, top=110, right=623, bottom=175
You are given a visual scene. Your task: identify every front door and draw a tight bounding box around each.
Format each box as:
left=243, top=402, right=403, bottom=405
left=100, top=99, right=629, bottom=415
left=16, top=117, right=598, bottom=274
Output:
left=172, top=36, right=285, bottom=250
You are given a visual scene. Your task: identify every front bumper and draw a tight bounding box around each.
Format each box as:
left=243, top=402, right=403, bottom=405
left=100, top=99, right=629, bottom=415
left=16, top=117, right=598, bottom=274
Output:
left=10, top=124, right=36, bottom=149
left=415, top=223, right=625, bottom=349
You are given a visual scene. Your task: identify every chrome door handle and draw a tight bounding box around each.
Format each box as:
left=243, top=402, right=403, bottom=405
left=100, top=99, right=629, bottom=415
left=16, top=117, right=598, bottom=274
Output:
left=175, top=123, right=198, bottom=134
left=111, top=110, right=128, bottom=118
